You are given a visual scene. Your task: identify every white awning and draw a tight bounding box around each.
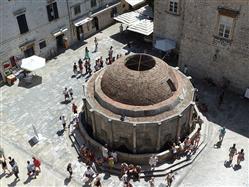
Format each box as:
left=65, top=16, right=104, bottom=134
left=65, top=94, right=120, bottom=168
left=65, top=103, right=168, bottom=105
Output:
left=127, top=19, right=153, bottom=36
left=73, top=17, right=92, bottom=27
left=125, top=0, right=145, bottom=7
left=91, top=2, right=121, bottom=17
left=52, top=27, right=68, bottom=37
left=114, top=11, right=143, bottom=25
left=155, top=38, right=176, bottom=52
left=135, top=5, right=153, bottom=18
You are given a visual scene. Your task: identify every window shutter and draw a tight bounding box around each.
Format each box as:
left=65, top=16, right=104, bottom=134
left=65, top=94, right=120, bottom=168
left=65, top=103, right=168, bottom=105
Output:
left=17, top=14, right=29, bottom=34
left=47, top=5, right=53, bottom=21
left=53, top=2, right=59, bottom=19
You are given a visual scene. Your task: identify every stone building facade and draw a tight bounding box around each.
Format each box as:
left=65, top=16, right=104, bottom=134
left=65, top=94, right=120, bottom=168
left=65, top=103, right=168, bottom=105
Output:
left=82, top=54, right=195, bottom=154
left=153, top=0, right=249, bottom=94
left=0, top=0, right=129, bottom=83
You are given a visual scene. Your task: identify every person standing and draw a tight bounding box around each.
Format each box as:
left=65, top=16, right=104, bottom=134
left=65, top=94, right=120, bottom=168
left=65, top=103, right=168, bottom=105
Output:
left=63, top=87, right=69, bottom=102
left=67, top=163, right=73, bottom=178
left=108, top=156, right=115, bottom=170
left=108, top=46, right=113, bottom=64
left=149, top=177, right=155, bottom=187
left=219, top=127, right=226, bottom=142
left=94, top=37, right=98, bottom=52
left=72, top=103, right=78, bottom=114
left=120, top=23, right=123, bottom=33
left=236, top=149, right=245, bottom=166
left=149, top=155, right=158, bottom=170
left=165, top=170, right=175, bottom=187
left=60, top=115, right=66, bottom=130
left=85, top=47, right=90, bottom=60
left=228, top=144, right=237, bottom=162
left=68, top=88, right=73, bottom=100
left=102, top=144, right=109, bottom=162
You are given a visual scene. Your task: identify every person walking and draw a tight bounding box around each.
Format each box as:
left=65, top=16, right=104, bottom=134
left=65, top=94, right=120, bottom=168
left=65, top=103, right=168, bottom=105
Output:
left=72, top=103, right=78, bottom=114
left=68, top=88, right=73, bottom=100
left=12, top=163, right=20, bottom=180
left=67, top=163, right=73, bottom=178
left=236, top=149, right=245, bottom=166
left=149, top=155, right=158, bottom=170
left=165, top=170, right=175, bottom=187
left=60, top=115, right=66, bottom=130
left=63, top=87, right=69, bottom=102
left=27, top=160, right=35, bottom=177
left=94, top=37, right=98, bottom=52
left=219, top=127, right=226, bottom=142
left=73, top=62, right=78, bottom=75
left=1, top=157, right=10, bottom=174
left=32, top=156, right=41, bottom=177
left=228, top=144, right=237, bottom=162
left=8, top=157, right=19, bottom=180
left=85, top=47, right=90, bottom=60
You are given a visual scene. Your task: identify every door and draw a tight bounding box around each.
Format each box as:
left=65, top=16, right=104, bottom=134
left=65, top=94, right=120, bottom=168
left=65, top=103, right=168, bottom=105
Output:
left=76, top=26, right=84, bottom=41
left=92, top=17, right=99, bottom=31
left=56, top=34, right=64, bottom=49
left=24, top=46, right=35, bottom=57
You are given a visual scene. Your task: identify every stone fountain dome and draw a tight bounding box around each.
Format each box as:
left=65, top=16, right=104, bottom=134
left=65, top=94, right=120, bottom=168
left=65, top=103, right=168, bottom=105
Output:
left=101, top=53, right=178, bottom=106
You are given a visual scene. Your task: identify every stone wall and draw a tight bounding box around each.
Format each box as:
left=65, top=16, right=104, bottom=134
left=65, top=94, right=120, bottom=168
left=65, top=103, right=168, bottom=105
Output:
left=154, top=0, right=249, bottom=93
left=179, top=1, right=249, bottom=93
left=153, top=0, right=184, bottom=46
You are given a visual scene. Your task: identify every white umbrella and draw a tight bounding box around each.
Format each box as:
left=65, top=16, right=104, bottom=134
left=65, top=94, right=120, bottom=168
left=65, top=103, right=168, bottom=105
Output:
left=21, top=55, right=46, bottom=71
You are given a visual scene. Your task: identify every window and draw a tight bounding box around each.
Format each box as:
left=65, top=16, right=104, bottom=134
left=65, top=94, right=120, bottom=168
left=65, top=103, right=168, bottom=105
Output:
left=16, top=14, right=29, bottom=34
left=74, top=5, right=81, bottom=15
left=91, top=0, right=97, bottom=8
left=46, top=2, right=59, bottom=22
left=218, top=15, right=233, bottom=39
left=169, top=0, right=178, bottom=14
left=39, top=40, right=46, bottom=49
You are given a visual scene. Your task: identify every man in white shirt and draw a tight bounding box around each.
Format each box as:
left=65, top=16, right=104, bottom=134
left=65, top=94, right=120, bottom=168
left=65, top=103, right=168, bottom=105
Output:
left=102, top=144, right=109, bottom=161
left=149, top=155, right=158, bottom=170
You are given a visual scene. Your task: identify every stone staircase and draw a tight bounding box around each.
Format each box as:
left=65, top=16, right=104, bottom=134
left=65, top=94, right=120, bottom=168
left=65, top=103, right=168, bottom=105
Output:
left=69, top=125, right=208, bottom=178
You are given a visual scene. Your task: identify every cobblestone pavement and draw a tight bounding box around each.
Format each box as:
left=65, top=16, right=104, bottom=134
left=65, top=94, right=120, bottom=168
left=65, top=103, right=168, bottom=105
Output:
left=1, top=23, right=249, bottom=187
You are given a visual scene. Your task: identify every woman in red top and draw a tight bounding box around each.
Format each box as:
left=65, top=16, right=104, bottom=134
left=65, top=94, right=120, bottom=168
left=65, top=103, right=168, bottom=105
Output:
left=32, top=156, right=41, bottom=177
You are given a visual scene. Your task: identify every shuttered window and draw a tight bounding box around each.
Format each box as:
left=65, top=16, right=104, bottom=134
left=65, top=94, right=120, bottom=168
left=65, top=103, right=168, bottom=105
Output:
left=47, top=2, right=59, bottom=22
left=16, top=14, right=29, bottom=34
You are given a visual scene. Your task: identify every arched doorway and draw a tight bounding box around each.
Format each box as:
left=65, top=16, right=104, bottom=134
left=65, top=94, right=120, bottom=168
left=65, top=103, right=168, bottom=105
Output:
left=92, top=17, right=99, bottom=31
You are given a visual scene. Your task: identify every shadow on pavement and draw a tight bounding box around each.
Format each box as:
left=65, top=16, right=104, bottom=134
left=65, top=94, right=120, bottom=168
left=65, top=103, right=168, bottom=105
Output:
left=64, top=177, right=71, bottom=185
left=18, top=75, right=42, bottom=89
left=60, top=100, right=71, bottom=105
left=233, top=164, right=241, bottom=171
left=8, top=177, right=20, bottom=186
left=57, top=129, right=65, bottom=136
left=193, top=79, right=249, bottom=139
left=23, top=176, right=34, bottom=184
left=0, top=172, right=6, bottom=179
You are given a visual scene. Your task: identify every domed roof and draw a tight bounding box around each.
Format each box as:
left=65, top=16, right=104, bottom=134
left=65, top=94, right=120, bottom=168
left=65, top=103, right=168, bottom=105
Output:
left=101, top=54, right=178, bottom=106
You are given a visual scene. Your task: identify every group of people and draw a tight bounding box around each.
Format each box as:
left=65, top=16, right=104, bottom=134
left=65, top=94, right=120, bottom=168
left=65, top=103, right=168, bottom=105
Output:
left=0, top=155, right=41, bottom=181
left=121, top=163, right=141, bottom=182
left=169, top=128, right=202, bottom=161
left=63, top=87, right=74, bottom=102
left=228, top=144, right=245, bottom=166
